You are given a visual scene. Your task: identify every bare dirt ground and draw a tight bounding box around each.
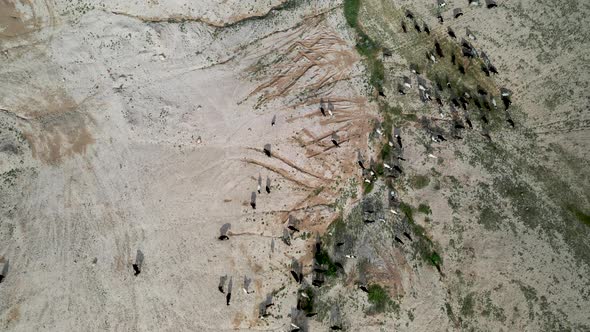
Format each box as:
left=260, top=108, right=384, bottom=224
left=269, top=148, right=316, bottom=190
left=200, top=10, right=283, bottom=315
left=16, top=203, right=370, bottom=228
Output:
left=0, top=0, right=378, bottom=330
left=0, top=0, right=589, bottom=331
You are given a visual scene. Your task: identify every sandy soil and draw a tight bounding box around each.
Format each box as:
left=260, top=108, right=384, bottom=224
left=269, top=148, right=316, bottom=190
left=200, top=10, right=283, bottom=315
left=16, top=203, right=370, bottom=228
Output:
left=0, top=0, right=379, bottom=330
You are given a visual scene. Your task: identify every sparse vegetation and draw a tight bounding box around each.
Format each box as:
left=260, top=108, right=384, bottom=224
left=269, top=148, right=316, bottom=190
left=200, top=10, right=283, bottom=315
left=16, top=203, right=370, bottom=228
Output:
left=465, top=136, right=590, bottom=264
left=428, top=251, right=442, bottom=267
left=461, top=293, right=476, bottom=317
left=363, top=181, right=375, bottom=194
left=344, top=0, right=384, bottom=92
left=312, top=186, right=324, bottom=196
left=478, top=205, right=503, bottom=231
left=417, top=203, right=432, bottom=215
left=380, top=143, right=391, bottom=161
left=315, top=249, right=338, bottom=277
left=299, top=287, right=315, bottom=314
left=407, top=309, right=415, bottom=321
left=481, top=291, right=507, bottom=322
left=410, top=175, right=430, bottom=190
left=445, top=302, right=457, bottom=324
left=568, top=206, right=590, bottom=226
left=334, top=0, right=588, bottom=329
left=1, top=168, right=22, bottom=186
left=399, top=202, right=414, bottom=221
left=343, top=0, right=361, bottom=28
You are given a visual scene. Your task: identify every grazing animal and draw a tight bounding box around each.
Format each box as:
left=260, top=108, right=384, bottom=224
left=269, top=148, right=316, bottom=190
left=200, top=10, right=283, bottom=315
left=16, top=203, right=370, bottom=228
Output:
left=218, top=223, right=231, bottom=240
left=502, top=96, right=512, bottom=110
left=327, top=101, right=334, bottom=116
left=331, top=132, right=339, bottom=147
left=250, top=192, right=256, bottom=210
left=435, top=41, right=444, bottom=57
left=263, top=144, right=271, bottom=157
left=448, top=27, right=456, bottom=39
left=404, top=232, right=413, bottom=241
left=0, top=259, right=9, bottom=283
left=507, top=118, right=515, bottom=127
left=226, top=277, right=233, bottom=305
left=414, top=22, right=421, bottom=32
left=218, top=275, right=227, bottom=293
left=257, top=174, right=261, bottom=193
left=242, top=276, right=254, bottom=294
left=133, top=250, right=144, bottom=276
left=358, top=151, right=365, bottom=169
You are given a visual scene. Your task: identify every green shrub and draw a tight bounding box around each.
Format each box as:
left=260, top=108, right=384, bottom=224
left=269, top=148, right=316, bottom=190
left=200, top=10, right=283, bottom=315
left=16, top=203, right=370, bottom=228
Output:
left=344, top=0, right=361, bottom=28
left=343, top=0, right=384, bottom=92
left=299, top=287, right=315, bottom=313
left=367, top=284, right=392, bottom=313
left=418, top=203, right=432, bottom=215
left=460, top=293, right=475, bottom=317
left=399, top=202, right=414, bottom=221
left=363, top=181, right=374, bottom=194
left=429, top=251, right=442, bottom=267
left=380, top=143, right=391, bottom=161
left=315, top=249, right=338, bottom=277
left=410, top=175, right=430, bottom=190
left=568, top=206, right=590, bottom=226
